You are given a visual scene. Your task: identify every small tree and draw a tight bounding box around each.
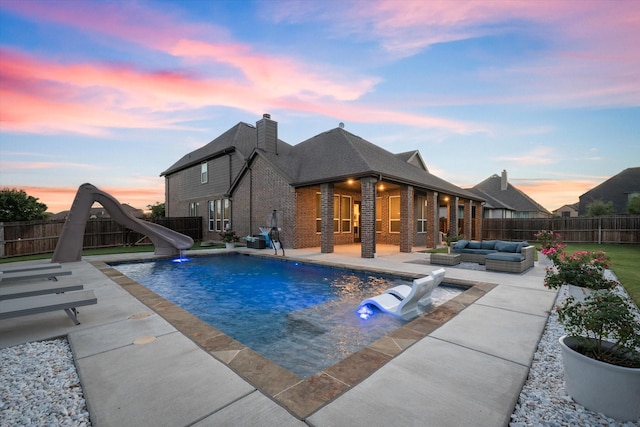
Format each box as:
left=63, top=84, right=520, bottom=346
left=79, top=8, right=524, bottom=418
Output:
left=586, top=199, right=615, bottom=216
left=146, top=202, right=165, bottom=220
left=627, top=195, right=640, bottom=214
left=0, top=188, right=49, bottom=221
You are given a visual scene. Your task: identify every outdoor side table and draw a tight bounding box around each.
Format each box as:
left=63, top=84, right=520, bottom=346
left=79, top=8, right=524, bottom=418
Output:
left=430, top=253, right=461, bottom=266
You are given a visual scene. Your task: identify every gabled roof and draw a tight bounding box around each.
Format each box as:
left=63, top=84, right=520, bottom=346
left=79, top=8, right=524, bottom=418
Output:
left=285, top=128, right=479, bottom=199
left=160, top=122, right=291, bottom=176
left=167, top=120, right=483, bottom=202
left=579, top=167, right=640, bottom=214
left=395, top=150, right=428, bottom=172
left=469, top=173, right=550, bottom=214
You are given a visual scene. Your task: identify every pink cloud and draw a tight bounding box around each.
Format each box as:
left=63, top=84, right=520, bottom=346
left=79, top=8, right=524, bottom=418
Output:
left=0, top=46, right=483, bottom=135
left=275, top=0, right=640, bottom=108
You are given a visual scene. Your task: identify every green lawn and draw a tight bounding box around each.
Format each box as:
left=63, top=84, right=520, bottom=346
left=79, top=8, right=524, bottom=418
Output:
left=558, top=244, right=640, bottom=307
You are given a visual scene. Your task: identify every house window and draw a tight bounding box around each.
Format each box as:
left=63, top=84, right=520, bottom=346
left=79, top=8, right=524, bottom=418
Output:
left=189, top=202, right=199, bottom=217
left=341, top=195, right=351, bottom=233
left=209, top=198, right=230, bottom=231
left=415, top=196, right=427, bottom=233
left=376, top=197, right=382, bottom=232
left=201, top=162, right=208, bottom=184
left=389, top=196, right=400, bottom=233
left=333, top=195, right=340, bottom=233
left=315, top=193, right=322, bottom=233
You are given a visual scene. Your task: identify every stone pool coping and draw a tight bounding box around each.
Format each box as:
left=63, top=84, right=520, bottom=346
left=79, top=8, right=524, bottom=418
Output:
left=95, top=254, right=496, bottom=418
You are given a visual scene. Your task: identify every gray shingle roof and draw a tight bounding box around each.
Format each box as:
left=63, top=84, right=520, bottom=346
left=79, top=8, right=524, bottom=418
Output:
left=579, top=167, right=640, bottom=214
left=283, top=128, right=478, bottom=199
left=469, top=174, right=550, bottom=214
left=160, top=122, right=291, bottom=176
left=164, top=122, right=482, bottom=201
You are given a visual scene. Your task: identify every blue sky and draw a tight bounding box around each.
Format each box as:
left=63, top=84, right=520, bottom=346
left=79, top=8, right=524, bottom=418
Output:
left=0, top=0, right=638, bottom=213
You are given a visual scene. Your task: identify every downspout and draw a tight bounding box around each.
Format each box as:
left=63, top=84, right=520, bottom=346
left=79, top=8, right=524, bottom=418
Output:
left=249, top=165, right=253, bottom=234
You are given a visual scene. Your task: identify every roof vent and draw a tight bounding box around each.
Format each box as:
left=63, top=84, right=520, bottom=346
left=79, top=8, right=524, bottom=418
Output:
left=339, top=122, right=344, bottom=128
left=263, top=113, right=271, bottom=119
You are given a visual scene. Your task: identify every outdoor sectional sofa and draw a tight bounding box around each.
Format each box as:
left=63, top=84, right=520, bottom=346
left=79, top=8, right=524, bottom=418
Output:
left=452, top=239, right=535, bottom=273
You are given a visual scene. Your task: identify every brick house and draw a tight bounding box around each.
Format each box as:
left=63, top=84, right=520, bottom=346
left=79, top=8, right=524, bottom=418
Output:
left=161, top=114, right=484, bottom=258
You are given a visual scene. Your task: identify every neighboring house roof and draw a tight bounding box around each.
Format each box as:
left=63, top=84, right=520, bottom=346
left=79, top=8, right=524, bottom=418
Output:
left=579, top=167, right=640, bottom=215
left=52, top=204, right=144, bottom=220
left=466, top=171, right=551, bottom=215
left=552, top=202, right=579, bottom=214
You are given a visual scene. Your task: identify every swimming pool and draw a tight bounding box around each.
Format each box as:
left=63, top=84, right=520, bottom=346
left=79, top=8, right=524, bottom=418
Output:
left=112, top=253, right=462, bottom=378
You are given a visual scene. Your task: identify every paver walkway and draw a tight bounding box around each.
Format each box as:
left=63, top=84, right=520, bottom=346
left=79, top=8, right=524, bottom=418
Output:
left=0, top=245, right=556, bottom=426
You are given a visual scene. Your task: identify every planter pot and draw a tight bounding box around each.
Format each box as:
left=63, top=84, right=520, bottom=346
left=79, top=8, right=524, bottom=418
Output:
left=225, top=242, right=235, bottom=250
left=559, top=335, right=640, bottom=421
left=538, top=252, right=554, bottom=266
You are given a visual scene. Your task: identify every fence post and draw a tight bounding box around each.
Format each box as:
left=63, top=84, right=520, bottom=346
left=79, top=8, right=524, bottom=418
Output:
left=0, top=222, right=4, bottom=258
left=598, top=217, right=602, bottom=244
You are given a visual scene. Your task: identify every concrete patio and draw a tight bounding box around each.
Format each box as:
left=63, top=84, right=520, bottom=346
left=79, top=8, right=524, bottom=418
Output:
left=0, top=245, right=557, bottom=426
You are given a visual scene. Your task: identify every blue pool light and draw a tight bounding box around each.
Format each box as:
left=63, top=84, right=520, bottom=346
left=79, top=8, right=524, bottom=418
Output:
left=357, top=305, right=374, bottom=320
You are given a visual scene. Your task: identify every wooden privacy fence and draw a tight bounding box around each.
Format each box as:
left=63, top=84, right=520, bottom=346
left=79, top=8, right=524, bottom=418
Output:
left=483, top=216, right=640, bottom=244
left=0, top=217, right=202, bottom=258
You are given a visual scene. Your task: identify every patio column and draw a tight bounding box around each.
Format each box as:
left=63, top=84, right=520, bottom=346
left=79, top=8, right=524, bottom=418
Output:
left=360, top=177, right=377, bottom=258
left=427, top=191, right=438, bottom=248
left=400, top=185, right=414, bottom=252
left=463, top=199, right=472, bottom=239
left=321, top=183, right=334, bottom=253
left=474, top=201, right=484, bottom=240
left=448, top=196, right=459, bottom=236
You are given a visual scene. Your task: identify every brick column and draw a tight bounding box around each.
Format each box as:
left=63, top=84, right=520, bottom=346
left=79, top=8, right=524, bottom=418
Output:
left=474, top=201, right=483, bottom=240
left=427, top=191, right=438, bottom=248
left=400, top=185, right=414, bottom=252
left=360, top=177, right=377, bottom=258
left=463, top=199, right=472, bottom=239
left=321, top=183, right=334, bottom=253
left=448, top=196, right=459, bottom=236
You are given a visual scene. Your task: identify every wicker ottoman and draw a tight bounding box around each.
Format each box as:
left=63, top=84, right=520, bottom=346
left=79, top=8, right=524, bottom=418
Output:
left=430, top=253, right=461, bottom=266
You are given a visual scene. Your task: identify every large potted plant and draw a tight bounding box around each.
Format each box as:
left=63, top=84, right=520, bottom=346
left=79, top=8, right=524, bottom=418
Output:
left=557, top=290, right=640, bottom=421
left=219, top=229, right=239, bottom=249
left=538, top=231, right=640, bottom=420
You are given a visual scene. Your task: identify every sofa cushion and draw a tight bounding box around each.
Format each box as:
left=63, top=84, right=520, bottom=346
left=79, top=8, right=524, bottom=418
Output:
left=495, top=241, right=521, bottom=253
left=486, top=252, right=524, bottom=262
left=517, top=241, right=530, bottom=252
left=463, top=248, right=496, bottom=255
left=467, top=241, right=482, bottom=249
left=481, top=240, right=498, bottom=250
left=453, top=240, right=469, bottom=251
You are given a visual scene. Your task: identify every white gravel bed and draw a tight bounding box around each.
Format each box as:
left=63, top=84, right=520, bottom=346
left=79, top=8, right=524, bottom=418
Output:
left=0, top=338, right=91, bottom=426
left=510, top=285, right=639, bottom=427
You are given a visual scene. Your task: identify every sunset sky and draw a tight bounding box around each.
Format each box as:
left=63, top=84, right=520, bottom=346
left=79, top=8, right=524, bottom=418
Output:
left=1, top=0, right=638, bottom=214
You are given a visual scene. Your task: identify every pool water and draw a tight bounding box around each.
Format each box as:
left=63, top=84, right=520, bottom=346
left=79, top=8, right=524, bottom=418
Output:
left=112, top=254, right=461, bottom=378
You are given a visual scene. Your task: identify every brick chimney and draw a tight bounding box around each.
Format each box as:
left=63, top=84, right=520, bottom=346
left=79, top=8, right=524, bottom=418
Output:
left=501, top=169, right=508, bottom=191
left=256, top=113, right=277, bottom=154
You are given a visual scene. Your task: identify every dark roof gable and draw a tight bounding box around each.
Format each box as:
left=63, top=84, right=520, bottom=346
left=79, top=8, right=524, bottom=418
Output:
left=470, top=173, right=550, bottom=214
